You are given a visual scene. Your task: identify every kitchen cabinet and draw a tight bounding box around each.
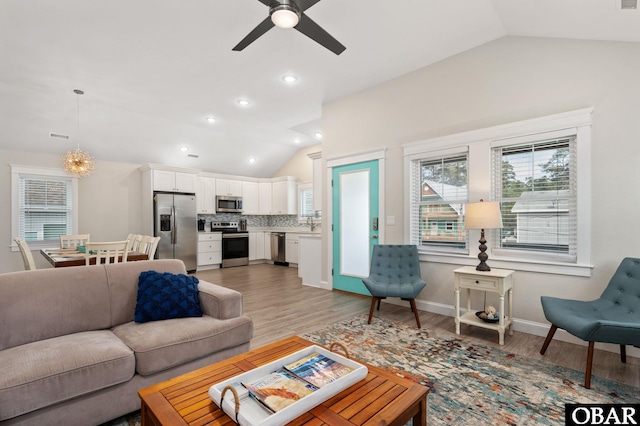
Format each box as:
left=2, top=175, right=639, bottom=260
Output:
left=197, top=233, right=222, bottom=270
left=242, top=181, right=259, bottom=215
left=285, top=233, right=300, bottom=264
left=249, top=231, right=267, bottom=261
left=216, top=179, right=243, bottom=197
left=258, top=182, right=272, bottom=215
left=299, top=234, right=322, bottom=288
left=263, top=231, right=271, bottom=260
left=153, top=170, right=197, bottom=193
left=196, top=177, right=216, bottom=214
left=272, top=180, right=297, bottom=215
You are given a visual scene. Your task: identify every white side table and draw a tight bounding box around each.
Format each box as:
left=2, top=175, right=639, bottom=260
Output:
left=453, top=266, right=515, bottom=345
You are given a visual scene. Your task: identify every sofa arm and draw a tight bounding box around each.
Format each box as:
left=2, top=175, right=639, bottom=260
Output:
left=197, top=279, right=244, bottom=320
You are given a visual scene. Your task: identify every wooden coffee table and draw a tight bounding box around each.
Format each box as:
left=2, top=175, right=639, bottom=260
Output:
left=138, top=336, right=428, bottom=426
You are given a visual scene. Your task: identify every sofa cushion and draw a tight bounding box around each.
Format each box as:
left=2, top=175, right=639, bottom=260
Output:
left=134, top=271, right=203, bottom=323
left=106, top=259, right=188, bottom=326
left=0, top=266, right=111, bottom=351
left=0, top=330, right=135, bottom=421
left=112, top=315, right=254, bottom=376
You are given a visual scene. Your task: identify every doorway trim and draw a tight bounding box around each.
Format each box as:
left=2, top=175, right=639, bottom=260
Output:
left=326, top=149, right=386, bottom=289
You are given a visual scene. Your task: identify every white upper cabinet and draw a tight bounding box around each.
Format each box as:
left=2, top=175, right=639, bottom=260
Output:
left=216, top=179, right=243, bottom=197
left=153, top=170, right=197, bottom=193
left=258, top=182, right=272, bottom=215
left=272, top=180, right=297, bottom=215
left=197, top=177, right=216, bottom=214
left=242, top=181, right=259, bottom=215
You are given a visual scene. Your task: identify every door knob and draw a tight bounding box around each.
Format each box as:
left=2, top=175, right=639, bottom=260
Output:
left=372, top=235, right=378, bottom=239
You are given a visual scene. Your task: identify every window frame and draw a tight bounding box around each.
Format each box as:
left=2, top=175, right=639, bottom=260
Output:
left=408, top=150, right=469, bottom=254
left=297, top=182, right=321, bottom=224
left=403, top=108, right=592, bottom=277
left=10, top=165, right=79, bottom=251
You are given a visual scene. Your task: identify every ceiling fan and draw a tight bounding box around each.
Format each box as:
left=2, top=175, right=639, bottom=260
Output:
left=233, top=0, right=346, bottom=55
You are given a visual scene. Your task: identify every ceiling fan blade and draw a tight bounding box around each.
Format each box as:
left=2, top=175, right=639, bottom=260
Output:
left=295, top=13, right=346, bottom=55
left=296, top=0, right=322, bottom=12
left=257, top=0, right=271, bottom=5
left=232, top=16, right=275, bottom=51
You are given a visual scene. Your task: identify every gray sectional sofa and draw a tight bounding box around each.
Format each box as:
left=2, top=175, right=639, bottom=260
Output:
left=0, top=259, right=254, bottom=425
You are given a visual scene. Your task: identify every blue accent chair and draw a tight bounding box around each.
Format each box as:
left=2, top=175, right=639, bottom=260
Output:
left=362, top=245, right=426, bottom=328
left=540, top=257, right=640, bottom=389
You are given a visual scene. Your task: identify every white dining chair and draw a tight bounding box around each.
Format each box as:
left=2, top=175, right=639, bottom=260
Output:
left=14, top=238, right=37, bottom=270
left=126, top=234, right=143, bottom=252
left=60, top=234, right=90, bottom=249
left=85, top=241, right=129, bottom=266
left=144, top=236, right=161, bottom=259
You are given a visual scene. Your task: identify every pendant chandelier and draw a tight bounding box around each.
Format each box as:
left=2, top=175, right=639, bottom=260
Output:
left=63, top=89, right=95, bottom=177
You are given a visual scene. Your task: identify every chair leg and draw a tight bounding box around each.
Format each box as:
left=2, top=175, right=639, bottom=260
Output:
left=367, top=297, right=378, bottom=324
left=585, top=341, right=594, bottom=389
left=377, top=298, right=381, bottom=310
left=540, top=324, right=558, bottom=355
left=409, top=299, right=421, bottom=329
left=620, top=345, right=627, bottom=364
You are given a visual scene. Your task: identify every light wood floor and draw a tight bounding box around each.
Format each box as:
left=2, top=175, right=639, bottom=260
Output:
left=195, top=263, right=639, bottom=388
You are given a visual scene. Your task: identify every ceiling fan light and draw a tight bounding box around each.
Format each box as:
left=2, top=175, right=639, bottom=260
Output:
left=271, top=7, right=299, bottom=28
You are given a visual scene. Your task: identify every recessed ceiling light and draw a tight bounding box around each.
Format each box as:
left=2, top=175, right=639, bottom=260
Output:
left=282, top=75, right=298, bottom=84
left=313, top=132, right=323, bottom=140
left=179, top=146, right=189, bottom=153
left=205, top=116, right=216, bottom=124
left=237, top=99, right=250, bottom=107
left=248, top=157, right=257, bottom=164
left=294, top=138, right=300, bottom=144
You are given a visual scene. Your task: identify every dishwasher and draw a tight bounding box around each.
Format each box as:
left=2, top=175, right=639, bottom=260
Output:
left=270, top=232, right=287, bottom=265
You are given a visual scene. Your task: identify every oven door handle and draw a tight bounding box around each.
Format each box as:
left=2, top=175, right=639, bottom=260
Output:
left=222, top=234, right=249, bottom=239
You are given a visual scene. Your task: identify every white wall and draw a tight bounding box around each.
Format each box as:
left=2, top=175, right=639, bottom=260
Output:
left=321, top=36, right=640, bottom=331
left=272, top=144, right=321, bottom=182
left=1, top=150, right=144, bottom=273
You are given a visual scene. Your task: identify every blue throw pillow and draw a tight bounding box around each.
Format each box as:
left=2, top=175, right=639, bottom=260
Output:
left=135, top=271, right=203, bottom=323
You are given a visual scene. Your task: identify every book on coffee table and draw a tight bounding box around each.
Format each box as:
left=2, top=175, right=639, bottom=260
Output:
left=283, top=352, right=353, bottom=388
left=242, top=369, right=317, bottom=413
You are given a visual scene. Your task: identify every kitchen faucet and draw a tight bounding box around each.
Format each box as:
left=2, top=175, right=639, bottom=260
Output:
left=306, top=216, right=317, bottom=231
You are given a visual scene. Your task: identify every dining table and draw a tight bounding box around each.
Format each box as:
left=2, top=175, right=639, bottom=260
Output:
left=40, top=248, right=149, bottom=268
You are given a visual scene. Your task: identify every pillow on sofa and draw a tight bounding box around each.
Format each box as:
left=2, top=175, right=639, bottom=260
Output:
left=135, top=271, right=203, bottom=323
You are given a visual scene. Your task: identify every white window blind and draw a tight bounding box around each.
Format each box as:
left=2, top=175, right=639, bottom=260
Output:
left=299, top=187, right=314, bottom=217
left=19, top=175, right=73, bottom=243
left=492, top=137, right=577, bottom=261
left=410, top=154, right=468, bottom=253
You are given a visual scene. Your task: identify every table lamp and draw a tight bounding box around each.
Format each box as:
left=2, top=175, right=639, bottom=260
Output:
left=465, top=200, right=503, bottom=271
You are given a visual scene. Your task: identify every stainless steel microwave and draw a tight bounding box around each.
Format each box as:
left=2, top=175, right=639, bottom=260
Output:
left=216, top=196, right=243, bottom=213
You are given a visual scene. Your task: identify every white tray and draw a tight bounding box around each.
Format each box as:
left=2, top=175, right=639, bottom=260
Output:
left=209, top=345, right=368, bottom=426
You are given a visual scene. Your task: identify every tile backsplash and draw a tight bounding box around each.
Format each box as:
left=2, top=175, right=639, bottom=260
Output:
left=199, top=213, right=319, bottom=230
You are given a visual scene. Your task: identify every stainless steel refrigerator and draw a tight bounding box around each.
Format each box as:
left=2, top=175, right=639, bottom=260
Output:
left=154, top=192, right=197, bottom=272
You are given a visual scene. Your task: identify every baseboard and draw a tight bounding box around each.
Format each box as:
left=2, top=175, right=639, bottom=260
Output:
left=380, top=298, right=640, bottom=359
left=302, top=280, right=331, bottom=290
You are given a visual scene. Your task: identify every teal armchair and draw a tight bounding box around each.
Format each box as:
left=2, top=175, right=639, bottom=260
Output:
left=540, top=257, right=640, bottom=388
left=362, top=245, right=426, bottom=328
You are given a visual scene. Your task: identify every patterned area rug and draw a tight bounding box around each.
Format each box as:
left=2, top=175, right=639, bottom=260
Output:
left=301, top=314, right=640, bottom=425
left=104, top=314, right=639, bottom=426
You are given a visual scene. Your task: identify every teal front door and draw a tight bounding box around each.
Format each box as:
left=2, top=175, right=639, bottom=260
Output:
left=332, top=160, right=379, bottom=295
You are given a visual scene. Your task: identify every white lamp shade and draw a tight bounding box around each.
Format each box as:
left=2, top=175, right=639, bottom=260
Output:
left=271, top=9, right=299, bottom=28
left=465, top=201, right=503, bottom=230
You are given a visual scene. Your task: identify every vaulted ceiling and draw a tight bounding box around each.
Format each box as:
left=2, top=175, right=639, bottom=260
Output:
left=2, top=0, right=640, bottom=177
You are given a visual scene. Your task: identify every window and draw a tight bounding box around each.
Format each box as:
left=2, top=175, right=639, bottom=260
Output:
left=11, top=165, right=78, bottom=249
left=492, top=138, right=576, bottom=262
left=298, top=183, right=321, bottom=223
left=409, top=153, right=468, bottom=253
left=403, top=108, right=592, bottom=276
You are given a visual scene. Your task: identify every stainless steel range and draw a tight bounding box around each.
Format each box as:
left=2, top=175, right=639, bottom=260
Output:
left=211, top=221, right=249, bottom=268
